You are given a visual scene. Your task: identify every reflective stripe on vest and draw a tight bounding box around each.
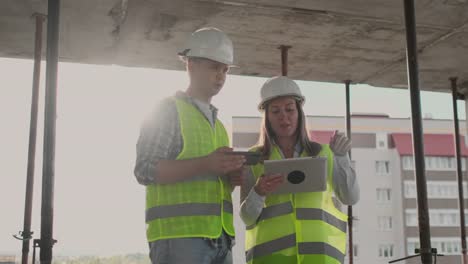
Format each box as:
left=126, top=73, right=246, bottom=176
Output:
left=246, top=234, right=296, bottom=262
left=298, top=242, right=345, bottom=263
left=223, top=200, right=234, bottom=214
left=246, top=202, right=293, bottom=230
left=246, top=204, right=346, bottom=233
left=246, top=235, right=345, bottom=263
left=296, top=208, right=347, bottom=233
left=146, top=200, right=233, bottom=222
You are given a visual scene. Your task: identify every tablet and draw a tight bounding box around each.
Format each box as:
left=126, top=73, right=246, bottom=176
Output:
left=264, top=156, right=327, bottom=194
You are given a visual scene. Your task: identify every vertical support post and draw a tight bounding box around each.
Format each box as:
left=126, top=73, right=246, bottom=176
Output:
left=345, top=80, right=353, bottom=264
left=450, top=77, right=468, bottom=264
left=20, top=13, right=46, bottom=264
left=278, top=45, right=291, bottom=76
left=39, top=0, right=60, bottom=263
left=403, top=0, right=432, bottom=263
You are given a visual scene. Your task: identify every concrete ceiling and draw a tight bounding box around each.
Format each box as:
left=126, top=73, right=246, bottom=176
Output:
left=2, top=0, right=468, bottom=92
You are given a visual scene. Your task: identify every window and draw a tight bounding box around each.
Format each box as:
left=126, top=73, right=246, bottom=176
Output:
left=408, top=238, right=461, bottom=255
left=376, top=161, right=390, bottom=175
left=378, top=244, right=394, bottom=258
left=440, top=240, right=461, bottom=254
left=352, top=220, right=358, bottom=232
left=407, top=240, right=420, bottom=255
left=353, top=244, right=359, bottom=257
left=404, top=181, right=468, bottom=199
left=377, top=188, right=392, bottom=203
left=405, top=210, right=418, bottom=226
left=406, top=209, right=468, bottom=227
left=430, top=210, right=459, bottom=226
left=377, top=133, right=388, bottom=149
left=378, top=216, right=393, bottom=231
left=404, top=181, right=417, bottom=198
left=345, top=244, right=359, bottom=258
left=402, top=156, right=414, bottom=170
left=448, top=157, right=455, bottom=169
left=402, top=156, right=466, bottom=171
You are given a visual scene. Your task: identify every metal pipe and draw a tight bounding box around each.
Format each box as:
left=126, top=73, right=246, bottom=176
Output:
left=32, top=239, right=40, bottom=264
left=39, top=1, right=60, bottom=263
left=19, top=13, right=46, bottom=264
left=345, top=80, right=352, bottom=156
left=344, top=80, right=353, bottom=264
left=450, top=77, right=468, bottom=264
left=278, top=45, right=291, bottom=76
left=403, top=0, right=432, bottom=263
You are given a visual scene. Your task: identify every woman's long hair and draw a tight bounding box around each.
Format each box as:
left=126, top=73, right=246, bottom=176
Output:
left=255, top=99, right=321, bottom=159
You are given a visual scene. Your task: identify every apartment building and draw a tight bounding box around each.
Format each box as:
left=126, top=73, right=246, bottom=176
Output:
left=231, top=114, right=468, bottom=264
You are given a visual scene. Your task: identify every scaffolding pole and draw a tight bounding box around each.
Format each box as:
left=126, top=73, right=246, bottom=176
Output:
left=403, top=0, right=432, bottom=263
left=39, top=0, right=60, bottom=263
left=18, top=13, right=46, bottom=264
left=279, top=45, right=291, bottom=76
left=450, top=77, right=468, bottom=264
left=345, top=80, right=354, bottom=264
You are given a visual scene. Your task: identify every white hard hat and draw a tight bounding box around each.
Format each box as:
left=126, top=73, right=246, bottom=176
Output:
left=178, top=27, right=234, bottom=66
left=258, top=76, right=305, bottom=110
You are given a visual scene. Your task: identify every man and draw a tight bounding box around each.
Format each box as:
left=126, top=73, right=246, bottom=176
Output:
left=134, top=27, right=245, bottom=264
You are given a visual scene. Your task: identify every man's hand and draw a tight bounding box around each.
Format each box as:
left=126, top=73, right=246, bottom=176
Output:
left=330, top=130, right=351, bottom=156
left=205, top=147, right=246, bottom=175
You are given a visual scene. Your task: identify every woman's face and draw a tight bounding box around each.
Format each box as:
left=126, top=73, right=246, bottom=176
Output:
left=266, top=96, right=299, bottom=139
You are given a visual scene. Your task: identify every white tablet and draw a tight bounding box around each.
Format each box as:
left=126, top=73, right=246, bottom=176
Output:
left=264, top=156, right=328, bottom=194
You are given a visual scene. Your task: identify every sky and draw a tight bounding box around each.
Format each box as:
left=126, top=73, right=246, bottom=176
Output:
left=0, top=57, right=465, bottom=257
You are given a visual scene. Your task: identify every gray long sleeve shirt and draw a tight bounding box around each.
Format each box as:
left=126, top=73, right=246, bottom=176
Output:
left=239, top=144, right=359, bottom=227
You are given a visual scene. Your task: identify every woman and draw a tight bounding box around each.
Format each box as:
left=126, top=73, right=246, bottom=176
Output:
left=240, top=76, right=359, bottom=264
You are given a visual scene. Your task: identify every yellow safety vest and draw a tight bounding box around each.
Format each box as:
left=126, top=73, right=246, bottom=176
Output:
left=145, top=98, right=234, bottom=242
left=246, top=144, right=347, bottom=264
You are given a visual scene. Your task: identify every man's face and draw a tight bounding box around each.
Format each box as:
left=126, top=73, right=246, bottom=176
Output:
left=189, top=58, right=229, bottom=97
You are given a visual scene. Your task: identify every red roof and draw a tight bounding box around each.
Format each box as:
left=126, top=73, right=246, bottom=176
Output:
left=310, top=130, right=335, bottom=144
left=391, top=133, right=468, bottom=157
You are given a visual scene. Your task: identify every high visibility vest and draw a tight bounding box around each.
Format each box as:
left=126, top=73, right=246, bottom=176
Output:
left=245, top=144, right=348, bottom=264
left=145, top=98, right=235, bottom=242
